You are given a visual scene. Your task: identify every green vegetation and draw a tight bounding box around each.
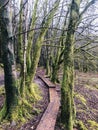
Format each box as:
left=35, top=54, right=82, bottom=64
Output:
left=76, top=120, right=87, bottom=130
left=0, top=87, right=4, bottom=95
left=0, top=82, right=42, bottom=129
left=75, top=93, right=87, bottom=106
left=85, top=85, right=98, bottom=91
left=29, top=83, right=42, bottom=101
left=0, top=0, right=98, bottom=129
left=87, top=120, right=98, bottom=130
left=0, top=0, right=60, bottom=124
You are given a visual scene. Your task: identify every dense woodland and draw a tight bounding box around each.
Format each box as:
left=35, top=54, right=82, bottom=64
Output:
left=0, top=0, right=98, bottom=130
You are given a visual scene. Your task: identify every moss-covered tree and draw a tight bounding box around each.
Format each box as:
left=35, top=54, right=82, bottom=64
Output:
left=61, top=0, right=97, bottom=129
left=0, top=0, right=60, bottom=123
left=0, top=0, right=19, bottom=121
left=25, top=0, right=60, bottom=88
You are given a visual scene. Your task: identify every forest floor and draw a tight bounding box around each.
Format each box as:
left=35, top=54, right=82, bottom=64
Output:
left=0, top=68, right=49, bottom=130
left=55, top=70, right=98, bottom=130
left=0, top=68, right=98, bottom=130
left=75, top=71, right=98, bottom=130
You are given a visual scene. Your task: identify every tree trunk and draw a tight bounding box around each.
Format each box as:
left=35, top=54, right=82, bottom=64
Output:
left=26, top=36, right=44, bottom=88
left=61, top=0, right=80, bottom=129
left=0, top=0, right=19, bottom=121
left=26, top=0, right=60, bottom=89
left=51, top=64, right=59, bottom=83
left=46, top=57, right=50, bottom=76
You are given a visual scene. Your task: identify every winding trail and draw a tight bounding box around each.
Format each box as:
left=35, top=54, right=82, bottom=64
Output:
left=35, top=71, right=60, bottom=130
left=0, top=68, right=60, bottom=130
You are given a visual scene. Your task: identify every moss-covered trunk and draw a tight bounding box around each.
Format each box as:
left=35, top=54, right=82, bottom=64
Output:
left=26, top=37, right=43, bottom=88
left=61, top=0, right=80, bottom=129
left=26, top=0, right=60, bottom=88
left=61, top=42, right=75, bottom=129
left=46, top=57, right=50, bottom=76
left=51, top=45, right=61, bottom=83
left=0, top=1, right=19, bottom=121
left=3, top=56, right=18, bottom=119
left=51, top=64, right=59, bottom=83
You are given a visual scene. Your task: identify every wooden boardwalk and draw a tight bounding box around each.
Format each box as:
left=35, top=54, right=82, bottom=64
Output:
left=38, top=75, right=55, bottom=88
left=35, top=75, right=60, bottom=130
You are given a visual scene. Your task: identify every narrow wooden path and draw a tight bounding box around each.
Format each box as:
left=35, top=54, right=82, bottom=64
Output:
left=35, top=75, right=60, bottom=130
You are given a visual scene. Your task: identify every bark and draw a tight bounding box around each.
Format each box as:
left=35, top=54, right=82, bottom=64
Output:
left=26, top=0, right=60, bottom=88
left=0, top=33, right=2, bottom=62
left=26, top=36, right=44, bottom=87
left=61, top=0, right=81, bottom=129
left=17, top=0, right=24, bottom=66
left=0, top=0, right=18, bottom=120
left=26, top=0, right=38, bottom=73
left=50, top=1, right=68, bottom=83
left=46, top=57, right=50, bottom=76
left=20, top=0, right=28, bottom=96
left=51, top=63, right=59, bottom=83
left=45, top=32, right=50, bottom=76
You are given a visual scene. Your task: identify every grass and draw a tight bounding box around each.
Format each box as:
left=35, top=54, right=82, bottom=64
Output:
left=85, top=85, right=98, bottom=91
left=75, top=93, right=87, bottom=106
left=87, top=120, right=98, bottom=130
left=76, top=120, right=88, bottom=130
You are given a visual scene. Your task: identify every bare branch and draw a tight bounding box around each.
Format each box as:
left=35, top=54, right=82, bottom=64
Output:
left=79, top=0, right=96, bottom=18
left=0, top=0, right=9, bottom=9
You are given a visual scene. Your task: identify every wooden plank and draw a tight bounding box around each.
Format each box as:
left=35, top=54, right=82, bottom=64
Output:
left=49, top=88, right=58, bottom=102
left=36, top=100, right=60, bottom=130
left=35, top=74, right=60, bottom=130
left=38, top=75, right=55, bottom=88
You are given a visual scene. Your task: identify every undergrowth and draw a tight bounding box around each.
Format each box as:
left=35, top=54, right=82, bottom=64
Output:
left=75, top=93, right=87, bottom=106
left=75, top=120, right=87, bottom=130
left=0, top=83, right=42, bottom=129
left=87, top=120, right=98, bottom=130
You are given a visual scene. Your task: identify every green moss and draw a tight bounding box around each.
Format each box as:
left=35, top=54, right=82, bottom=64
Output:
left=22, top=99, right=32, bottom=108
left=86, top=77, right=98, bottom=89
left=32, top=107, right=42, bottom=115
left=75, top=93, right=86, bottom=106
left=85, top=85, right=98, bottom=91
left=95, top=85, right=98, bottom=89
left=87, top=120, right=98, bottom=130
left=0, top=103, right=7, bottom=121
left=0, top=83, right=42, bottom=126
left=77, top=109, right=86, bottom=114
left=29, top=83, right=42, bottom=101
left=76, top=120, right=87, bottom=130
left=61, top=84, right=74, bottom=130
left=46, top=59, right=50, bottom=76
left=0, top=86, right=5, bottom=95
left=0, top=119, right=10, bottom=130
